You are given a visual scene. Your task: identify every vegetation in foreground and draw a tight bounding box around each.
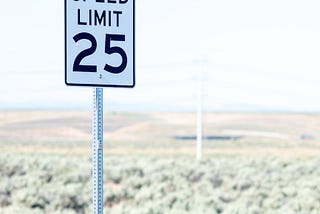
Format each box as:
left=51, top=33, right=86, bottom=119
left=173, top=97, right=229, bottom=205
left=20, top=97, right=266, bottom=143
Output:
left=0, top=154, right=320, bottom=214
left=1, top=112, right=320, bottom=213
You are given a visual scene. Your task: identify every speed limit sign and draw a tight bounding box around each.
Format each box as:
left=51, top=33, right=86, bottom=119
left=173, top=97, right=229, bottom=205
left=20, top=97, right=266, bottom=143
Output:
left=65, top=0, right=135, bottom=87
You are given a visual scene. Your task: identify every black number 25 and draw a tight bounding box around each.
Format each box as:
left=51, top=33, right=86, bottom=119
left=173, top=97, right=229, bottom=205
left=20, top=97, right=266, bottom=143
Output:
left=73, top=32, right=127, bottom=74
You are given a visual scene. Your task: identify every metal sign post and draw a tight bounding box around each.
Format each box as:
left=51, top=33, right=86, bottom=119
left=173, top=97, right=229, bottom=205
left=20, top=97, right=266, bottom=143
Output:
left=92, top=88, right=104, bottom=214
left=65, top=1, right=135, bottom=213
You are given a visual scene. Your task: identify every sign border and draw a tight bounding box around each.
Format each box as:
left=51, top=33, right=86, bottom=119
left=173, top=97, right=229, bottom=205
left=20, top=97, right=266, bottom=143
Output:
left=64, top=0, right=135, bottom=88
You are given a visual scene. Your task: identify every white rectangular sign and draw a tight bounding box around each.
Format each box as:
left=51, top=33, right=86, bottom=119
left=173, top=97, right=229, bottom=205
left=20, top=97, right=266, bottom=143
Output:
left=65, top=0, right=135, bottom=87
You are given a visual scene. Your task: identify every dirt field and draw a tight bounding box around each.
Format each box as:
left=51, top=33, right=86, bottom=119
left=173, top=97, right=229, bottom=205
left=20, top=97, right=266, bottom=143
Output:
left=0, top=111, right=319, bottom=157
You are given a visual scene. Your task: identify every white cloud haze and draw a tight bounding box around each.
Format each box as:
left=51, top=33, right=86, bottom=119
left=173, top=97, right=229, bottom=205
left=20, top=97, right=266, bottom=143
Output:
left=0, top=0, right=320, bottom=111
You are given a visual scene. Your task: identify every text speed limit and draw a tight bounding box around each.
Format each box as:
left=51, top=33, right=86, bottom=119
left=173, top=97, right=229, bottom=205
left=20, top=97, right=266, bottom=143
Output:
left=65, top=0, right=135, bottom=87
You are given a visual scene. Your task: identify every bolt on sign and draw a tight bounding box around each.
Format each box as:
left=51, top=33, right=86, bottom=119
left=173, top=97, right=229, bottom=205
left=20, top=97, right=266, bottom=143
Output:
left=65, top=0, right=135, bottom=87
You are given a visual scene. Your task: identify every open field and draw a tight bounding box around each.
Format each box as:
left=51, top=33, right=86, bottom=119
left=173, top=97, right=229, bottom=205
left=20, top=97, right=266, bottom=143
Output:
left=0, top=111, right=320, bottom=213
left=1, top=111, right=320, bottom=156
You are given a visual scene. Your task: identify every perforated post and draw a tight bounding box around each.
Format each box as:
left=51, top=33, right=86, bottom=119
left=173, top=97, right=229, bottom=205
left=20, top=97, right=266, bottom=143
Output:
left=92, top=88, right=104, bottom=214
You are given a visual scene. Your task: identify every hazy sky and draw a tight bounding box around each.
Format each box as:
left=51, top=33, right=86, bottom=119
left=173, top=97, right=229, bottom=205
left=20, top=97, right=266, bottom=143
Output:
left=0, top=0, right=320, bottom=111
